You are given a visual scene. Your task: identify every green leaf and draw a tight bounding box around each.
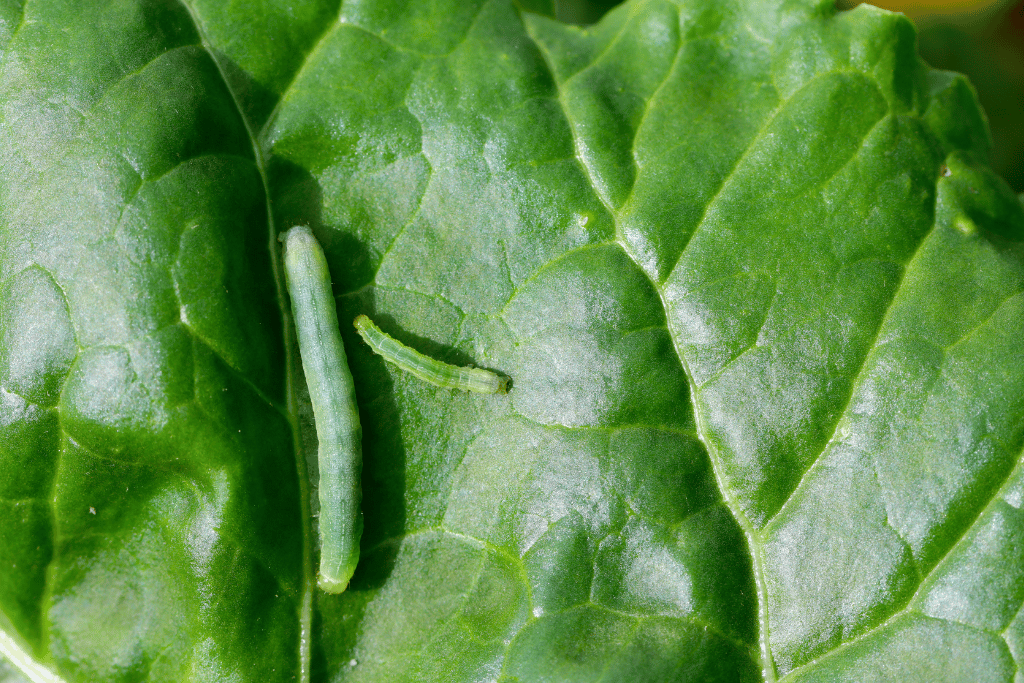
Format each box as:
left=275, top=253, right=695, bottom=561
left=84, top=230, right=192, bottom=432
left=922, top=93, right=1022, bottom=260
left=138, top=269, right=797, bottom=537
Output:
left=0, top=654, right=31, bottom=683
left=2, top=0, right=1023, bottom=681
left=913, top=1, right=1024, bottom=193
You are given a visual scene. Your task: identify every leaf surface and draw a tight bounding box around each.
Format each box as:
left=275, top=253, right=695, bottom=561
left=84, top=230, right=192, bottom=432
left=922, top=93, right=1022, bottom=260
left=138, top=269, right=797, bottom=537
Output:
left=1, top=0, right=1023, bottom=681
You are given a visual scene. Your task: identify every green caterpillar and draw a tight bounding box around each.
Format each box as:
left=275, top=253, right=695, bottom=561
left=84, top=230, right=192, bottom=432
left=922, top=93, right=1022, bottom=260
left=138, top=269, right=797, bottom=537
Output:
left=281, top=226, right=362, bottom=594
left=354, top=315, right=510, bottom=394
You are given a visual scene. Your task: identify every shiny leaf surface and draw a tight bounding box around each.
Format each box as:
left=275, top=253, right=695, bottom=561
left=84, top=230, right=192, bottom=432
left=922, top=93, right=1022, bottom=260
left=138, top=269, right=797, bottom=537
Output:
left=1, top=0, right=1022, bottom=681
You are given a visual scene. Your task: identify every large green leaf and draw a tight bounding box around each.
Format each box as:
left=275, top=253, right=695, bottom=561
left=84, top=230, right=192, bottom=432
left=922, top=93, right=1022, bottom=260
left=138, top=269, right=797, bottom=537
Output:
left=2, top=0, right=1023, bottom=681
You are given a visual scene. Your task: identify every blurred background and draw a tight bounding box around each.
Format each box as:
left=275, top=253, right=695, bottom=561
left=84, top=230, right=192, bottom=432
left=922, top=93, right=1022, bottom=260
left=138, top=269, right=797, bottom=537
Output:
left=549, top=0, right=1024, bottom=192
left=874, top=0, right=1024, bottom=192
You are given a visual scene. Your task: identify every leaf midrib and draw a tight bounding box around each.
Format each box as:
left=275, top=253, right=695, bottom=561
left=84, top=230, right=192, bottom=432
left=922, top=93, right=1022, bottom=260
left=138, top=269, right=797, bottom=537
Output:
left=173, top=1, right=316, bottom=680
left=524, top=4, right=1024, bottom=681
left=91, top=1, right=1024, bottom=681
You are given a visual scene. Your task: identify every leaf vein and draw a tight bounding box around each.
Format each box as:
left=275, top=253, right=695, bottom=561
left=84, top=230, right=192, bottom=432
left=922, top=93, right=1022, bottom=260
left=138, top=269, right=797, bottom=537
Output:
left=782, top=441, right=1024, bottom=678
left=661, top=70, right=878, bottom=286
left=765, top=212, right=940, bottom=528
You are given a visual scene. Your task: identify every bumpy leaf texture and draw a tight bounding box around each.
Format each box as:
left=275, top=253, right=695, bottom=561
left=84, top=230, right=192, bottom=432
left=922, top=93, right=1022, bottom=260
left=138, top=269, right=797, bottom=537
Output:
left=1, top=0, right=1023, bottom=681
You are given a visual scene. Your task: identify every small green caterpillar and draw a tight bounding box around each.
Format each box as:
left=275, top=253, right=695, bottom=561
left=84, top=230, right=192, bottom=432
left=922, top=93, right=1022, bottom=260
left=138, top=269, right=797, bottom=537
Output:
left=354, top=315, right=510, bottom=394
left=281, top=226, right=362, bottom=594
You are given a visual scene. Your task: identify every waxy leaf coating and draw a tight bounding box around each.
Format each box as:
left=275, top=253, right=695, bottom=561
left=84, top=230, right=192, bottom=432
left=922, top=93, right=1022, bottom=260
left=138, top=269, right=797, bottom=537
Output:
left=1, top=0, right=1023, bottom=681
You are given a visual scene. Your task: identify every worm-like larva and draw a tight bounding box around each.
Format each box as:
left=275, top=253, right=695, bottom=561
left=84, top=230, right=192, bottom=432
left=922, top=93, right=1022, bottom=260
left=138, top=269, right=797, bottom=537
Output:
left=354, top=315, right=510, bottom=394
left=281, top=226, right=362, bottom=594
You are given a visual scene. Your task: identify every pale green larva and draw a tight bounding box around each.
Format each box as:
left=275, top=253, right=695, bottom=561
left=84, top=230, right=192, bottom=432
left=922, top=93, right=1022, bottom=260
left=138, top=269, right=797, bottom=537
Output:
left=281, top=225, right=362, bottom=594
left=354, top=315, right=510, bottom=394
